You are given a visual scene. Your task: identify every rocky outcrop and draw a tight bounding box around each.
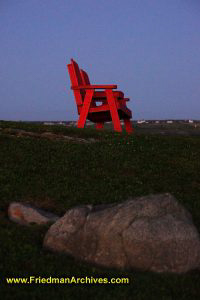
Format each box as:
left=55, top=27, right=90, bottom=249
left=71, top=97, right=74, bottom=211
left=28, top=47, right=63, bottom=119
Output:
left=1, top=128, right=97, bottom=143
left=8, top=202, right=59, bottom=225
left=43, top=193, right=200, bottom=273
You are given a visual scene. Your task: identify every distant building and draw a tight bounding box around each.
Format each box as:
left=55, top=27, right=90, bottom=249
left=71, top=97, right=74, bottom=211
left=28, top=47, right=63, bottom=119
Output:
left=86, top=121, right=93, bottom=126
left=167, top=120, right=173, bottom=124
left=188, top=120, right=194, bottom=123
left=69, top=122, right=76, bottom=126
left=137, top=120, right=146, bottom=124
left=44, top=122, right=54, bottom=125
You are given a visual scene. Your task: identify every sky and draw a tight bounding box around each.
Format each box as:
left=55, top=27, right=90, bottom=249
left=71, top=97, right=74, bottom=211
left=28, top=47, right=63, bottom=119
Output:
left=0, top=0, right=200, bottom=121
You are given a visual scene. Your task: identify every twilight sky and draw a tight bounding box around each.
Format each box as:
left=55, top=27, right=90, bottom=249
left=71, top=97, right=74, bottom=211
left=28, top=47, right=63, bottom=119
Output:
left=0, top=0, right=200, bottom=121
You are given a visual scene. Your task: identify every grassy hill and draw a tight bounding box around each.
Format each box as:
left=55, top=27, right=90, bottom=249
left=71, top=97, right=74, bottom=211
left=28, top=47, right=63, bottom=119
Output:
left=0, top=121, right=200, bottom=299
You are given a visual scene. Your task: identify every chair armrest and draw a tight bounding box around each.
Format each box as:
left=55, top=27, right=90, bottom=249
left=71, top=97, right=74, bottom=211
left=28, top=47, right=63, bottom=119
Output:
left=118, top=98, right=129, bottom=102
left=71, top=85, right=117, bottom=90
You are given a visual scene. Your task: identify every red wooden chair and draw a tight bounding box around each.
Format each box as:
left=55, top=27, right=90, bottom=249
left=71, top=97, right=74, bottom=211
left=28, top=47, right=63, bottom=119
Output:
left=67, top=58, right=133, bottom=133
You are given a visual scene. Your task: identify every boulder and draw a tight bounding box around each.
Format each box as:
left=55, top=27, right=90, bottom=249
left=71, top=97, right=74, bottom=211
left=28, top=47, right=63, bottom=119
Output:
left=8, top=202, right=59, bottom=225
left=43, top=193, right=200, bottom=273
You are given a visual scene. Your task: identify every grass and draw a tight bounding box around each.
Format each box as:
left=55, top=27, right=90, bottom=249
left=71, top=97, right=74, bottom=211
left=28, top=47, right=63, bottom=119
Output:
left=0, top=121, right=200, bottom=299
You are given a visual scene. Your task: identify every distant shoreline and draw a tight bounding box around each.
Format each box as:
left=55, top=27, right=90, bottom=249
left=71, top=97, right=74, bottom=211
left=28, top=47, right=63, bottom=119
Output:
left=0, top=119, right=200, bottom=124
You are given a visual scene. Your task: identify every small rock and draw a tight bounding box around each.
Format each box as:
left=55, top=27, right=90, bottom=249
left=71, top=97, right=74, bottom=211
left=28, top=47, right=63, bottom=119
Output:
left=3, top=128, right=25, bottom=135
left=41, top=132, right=58, bottom=139
left=8, top=202, right=59, bottom=225
left=43, top=193, right=200, bottom=273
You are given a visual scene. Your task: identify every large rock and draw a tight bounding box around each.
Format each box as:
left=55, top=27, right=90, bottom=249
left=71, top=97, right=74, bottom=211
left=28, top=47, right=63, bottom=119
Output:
left=8, top=202, right=59, bottom=225
left=43, top=193, right=200, bottom=273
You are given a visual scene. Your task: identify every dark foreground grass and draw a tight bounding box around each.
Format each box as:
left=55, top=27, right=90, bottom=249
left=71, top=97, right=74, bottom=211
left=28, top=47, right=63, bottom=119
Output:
left=0, top=121, right=200, bottom=299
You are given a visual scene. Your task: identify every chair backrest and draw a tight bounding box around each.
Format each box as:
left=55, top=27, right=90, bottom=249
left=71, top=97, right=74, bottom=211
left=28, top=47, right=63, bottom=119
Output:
left=80, top=69, right=97, bottom=108
left=80, top=69, right=91, bottom=85
left=67, top=59, right=84, bottom=106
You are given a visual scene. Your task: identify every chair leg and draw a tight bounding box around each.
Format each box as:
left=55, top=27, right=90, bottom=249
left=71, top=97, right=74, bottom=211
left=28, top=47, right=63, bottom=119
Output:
left=124, top=118, right=133, bottom=134
left=77, top=89, right=94, bottom=128
left=96, top=122, right=104, bottom=130
left=105, top=90, right=122, bottom=132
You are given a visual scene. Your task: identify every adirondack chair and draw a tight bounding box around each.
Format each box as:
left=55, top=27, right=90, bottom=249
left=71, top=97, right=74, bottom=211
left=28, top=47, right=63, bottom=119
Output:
left=67, top=58, right=133, bottom=133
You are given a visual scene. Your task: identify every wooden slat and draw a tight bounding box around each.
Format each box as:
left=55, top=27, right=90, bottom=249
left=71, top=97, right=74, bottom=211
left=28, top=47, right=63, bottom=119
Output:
left=72, top=85, right=117, bottom=90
